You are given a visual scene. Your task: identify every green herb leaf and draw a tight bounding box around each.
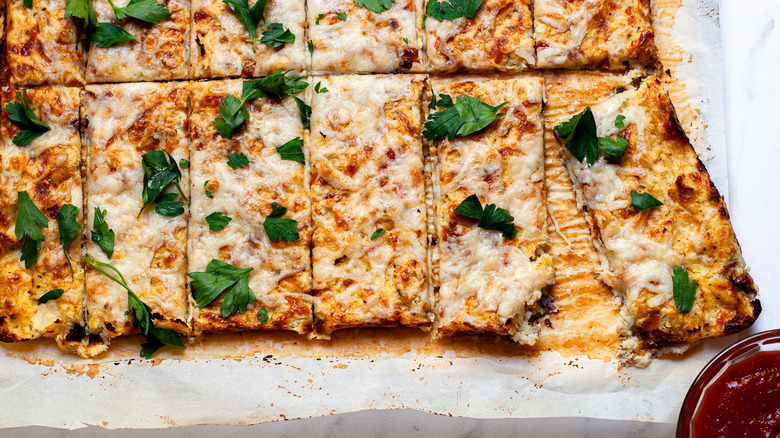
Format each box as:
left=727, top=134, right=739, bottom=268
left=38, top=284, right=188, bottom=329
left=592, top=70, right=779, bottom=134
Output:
left=24, top=0, right=32, bottom=7
left=453, top=194, right=516, bottom=238
left=38, top=289, right=65, bottom=304
left=423, top=93, right=506, bottom=142
left=357, top=0, right=396, bottom=13
left=204, top=180, right=214, bottom=198
left=139, top=149, right=187, bottom=217
left=672, top=265, right=696, bottom=313
left=293, top=96, right=311, bottom=130
left=370, top=228, right=386, bottom=241
left=65, top=0, right=98, bottom=27
left=453, top=194, right=483, bottom=219
left=308, top=40, right=314, bottom=55
left=107, top=0, right=170, bottom=23
left=264, top=202, right=299, bottom=241
left=154, top=193, right=185, bottom=217
left=15, top=191, right=49, bottom=269
left=243, top=69, right=309, bottom=99
left=222, top=0, right=268, bottom=51
left=179, top=158, right=189, bottom=169
left=337, top=11, right=346, bottom=21
left=257, top=306, right=269, bottom=324
left=315, top=13, right=324, bottom=24
left=205, top=211, right=232, bottom=231
left=6, top=90, right=51, bottom=146
left=314, top=82, right=328, bottom=94
left=554, top=107, right=599, bottom=166
left=227, top=152, right=249, bottom=169
left=57, top=203, right=81, bottom=279
left=258, top=22, right=294, bottom=48
left=91, top=207, right=115, bottom=259
left=630, top=190, right=663, bottom=211
left=426, top=0, right=482, bottom=22
left=188, top=259, right=255, bottom=318
left=276, top=137, right=305, bottom=164
left=403, top=37, right=408, bottom=44
left=91, top=22, right=137, bottom=48
left=140, top=326, right=185, bottom=357
left=214, top=94, right=249, bottom=139
left=615, top=114, right=625, bottom=128
left=597, top=134, right=628, bottom=164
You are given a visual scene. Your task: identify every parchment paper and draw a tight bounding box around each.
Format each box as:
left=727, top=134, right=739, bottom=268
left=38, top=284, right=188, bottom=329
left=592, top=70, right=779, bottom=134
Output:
left=0, top=0, right=755, bottom=429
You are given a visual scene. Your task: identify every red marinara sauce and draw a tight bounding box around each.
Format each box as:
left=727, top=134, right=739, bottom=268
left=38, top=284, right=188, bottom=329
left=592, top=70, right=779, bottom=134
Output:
left=692, top=352, right=780, bottom=437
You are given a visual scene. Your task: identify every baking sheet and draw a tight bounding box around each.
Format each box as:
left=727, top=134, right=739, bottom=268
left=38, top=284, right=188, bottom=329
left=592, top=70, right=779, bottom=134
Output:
left=0, top=0, right=756, bottom=429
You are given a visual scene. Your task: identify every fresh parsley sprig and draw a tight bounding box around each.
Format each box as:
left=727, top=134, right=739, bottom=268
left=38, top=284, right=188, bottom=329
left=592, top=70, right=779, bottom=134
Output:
left=56, top=204, right=82, bottom=279
left=222, top=0, right=269, bottom=52
left=189, top=259, right=255, bottom=318
left=426, top=0, right=482, bottom=22
left=227, top=152, right=249, bottom=168
left=251, top=22, right=295, bottom=49
left=139, top=149, right=189, bottom=218
left=423, top=93, right=507, bottom=142
left=91, top=22, right=137, bottom=48
left=38, top=289, right=65, bottom=304
left=358, top=0, right=396, bottom=13
left=276, top=137, right=305, bottom=164
left=83, top=256, right=185, bottom=357
left=91, top=207, right=115, bottom=259
left=554, top=108, right=629, bottom=166
left=107, top=0, right=171, bottom=23
left=65, top=0, right=98, bottom=27
left=206, top=211, right=231, bottom=231
left=454, top=194, right=517, bottom=239
left=370, top=228, right=386, bottom=241
left=264, top=202, right=299, bottom=241
left=15, top=191, right=49, bottom=269
left=630, top=190, right=663, bottom=211
left=6, top=90, right=51, bottom=146
left=672, top=265, right=696, bottom=313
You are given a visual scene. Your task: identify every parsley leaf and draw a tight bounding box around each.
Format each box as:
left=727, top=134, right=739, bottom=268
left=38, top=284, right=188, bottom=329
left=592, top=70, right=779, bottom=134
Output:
left=426, top=0, right=482, bottom=22
left=57, top=204, right=81, bottom=279
left=615, top=114, right=625, bottom=128
left=264, top=202, right=299, bottom=241
left=555, top=107, right=599, bottom=166
left=83, top=256, right=185, bottom=357
left=672, top=265, right=696, bottom=313
left=6, top=90, right=51, bottom=146
left=214, top=94, right=249, bottom=139
left=38, top=289, right=65, bottom=304
left=453, top=194, right=517, bottom=238
left=155, top=193, right=184, bottom=217
left=139, top=149, right=188, bottom=217
left=227, top=152, right=249, bottom=168
left=91, top=22, right=137, bottom=48
left=597, top=135, right=628, bottom=164
left=276, top=137, right=305, bottom=164
left=314, top=82, right=328, bottom=94
left=257, top=306, right=269, bottom=324
left=222, top=0, right=269, bottom=51
left=204, top=180, right=214, bottom=198
left=293, top=96, right=311, bottom=130
left=337, top=12, right=346, bottom=21
left=370, top=229, right=386, bottom=241
left=206, top=211, right=232, bottom=231
left=308, top=40, right=314, bottom=55
left=630, top=190, right=663, bottom=211
left=315, top=13, right=324, bottom=25
left=91, top=207, right=115, bottom=259
left=257, top=22, right=294, bottom=48
left=423, top=93, right=506, bottom=141
left=15, top=191, right=49, bottom=269
left=189, top=259, right=255, bottom=318
left=179, top=158, right=189, bottom=169
left=107, top=0, right=171, bottom=23
left=358, top=0, right=396, bottom=13
left=65, top=0, right=98, bottom=27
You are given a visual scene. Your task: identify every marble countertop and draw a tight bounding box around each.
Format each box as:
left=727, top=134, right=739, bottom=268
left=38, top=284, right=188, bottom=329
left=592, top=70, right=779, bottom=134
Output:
left=8, top=1, right=780, bottom=436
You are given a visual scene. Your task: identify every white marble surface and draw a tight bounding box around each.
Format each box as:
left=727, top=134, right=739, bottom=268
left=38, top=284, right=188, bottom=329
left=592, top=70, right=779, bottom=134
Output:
left=6, top=1, right=780, bottom=436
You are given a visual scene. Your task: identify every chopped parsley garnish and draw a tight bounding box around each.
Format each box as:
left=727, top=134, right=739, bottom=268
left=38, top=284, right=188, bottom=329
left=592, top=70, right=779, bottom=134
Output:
left=189, top=259, right=255, bottom=318
left=154, top=193, right=185, bottom=217
left=672, top=265, right=696, bottom=313
left=308, top=40, right=314, bottom=55
left=204, top=180, right=214, bottom=198
left=403, top=37, right=408, bottom=44
left=15, top=191, right=49, bottom=269
left=179, top=158, right=190, bottom=169
left=314, top=82, right=328, bottom=94
left=91, top=207, right=115, bottom=259
left=205, top=211, right=232, bottom=231
left=426, top=0, right=482, bottom=22
left=615, top=114, right=626, bottom=128
left=276, top=137, right=305, bottom=164
left=227, top=152, right=250, bottom=169
left=38, top=289, right=65, bottom=304
left=454, top=194, right=517, bottom=239
left=256, top=22, right=295, bottom=48
left=423, top=93, right=507, bottom=142
left=264, top=202, right=299, bottom=242
left=65, top=0, right=98, bottom=27
left=83, top=256, right=185, bottom=357
left=214, top=70, right=310, bottom=139
left=91, top=23, right=137, bottom=48
left=294, top=97, right=311, bottom=130
left=358, top=0, right=396, bottom=13
left=257, top=306, right=269, bottom=324
left=315, top=13, right=324, bottom=25
left=630, top=190, right=663, bottom=211
left=554, top=107, right=629, bottom=166
left=337, top=12, right=347, bottom=21
left=6, top=90, right=51, bottom=146
left=107, top=0, right=170, bottom=23
left=139, top=149, right=188, bottom=217
left=56, top=203, right=82, bottom=279
left=370, top=228, right=386, bottom=241
left=222, top=0, right=269, bottom=52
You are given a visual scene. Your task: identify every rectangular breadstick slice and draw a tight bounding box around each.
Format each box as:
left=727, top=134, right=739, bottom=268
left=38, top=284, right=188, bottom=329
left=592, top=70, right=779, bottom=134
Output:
left=549, top=74, right=759, bottom=361
left=425, top=0, right=535, bottom=73
left=86, top=0, right=191, bottom=82
left=310, top=74, right=431, bottom=337
left=533, top=0, right=657, bottom=69
left=428, top=75, right=554, bottom=344
left=307, top=0, right=425, bottom=73
left=0, top=86, right=86, bottom=354
left=188, top=79, right=313, bottom=334
left=191, top=0, right=305, bottom=78
left=83, top=82, right=190, bottom=355
left=5, top=0, right=85, bottom=86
